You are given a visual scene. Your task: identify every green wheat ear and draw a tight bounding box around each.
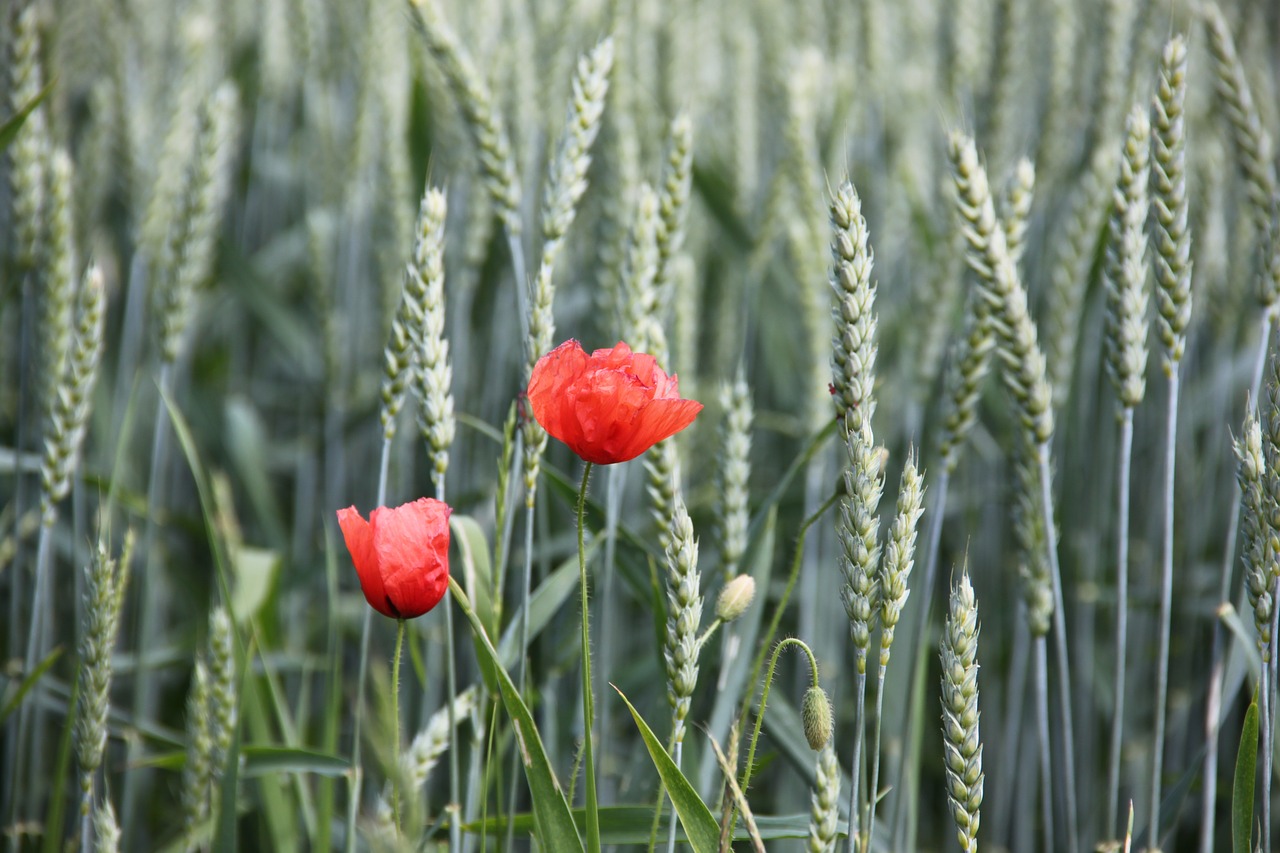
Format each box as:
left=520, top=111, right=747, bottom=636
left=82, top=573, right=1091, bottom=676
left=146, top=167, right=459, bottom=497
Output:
left=941, top=569, right=983, bottom=853
left=663, top=497, right=703, bottom=746
left=715, top=370, right=753, bottom=580
left=408, top=0, right=521, bottom=240
left=1103, top=103, right=1152, bottom=411
left=1203, top=0, right=1280, bottom=309
left=948, top=131, right=1053, bottom=448
left=1151, top=35, right=1193, bottom=369
left=411, top=189, right=455, bottom=489
left=829, top=180, right=878, bottom=434
left=807, top=744, right=841, bottom=853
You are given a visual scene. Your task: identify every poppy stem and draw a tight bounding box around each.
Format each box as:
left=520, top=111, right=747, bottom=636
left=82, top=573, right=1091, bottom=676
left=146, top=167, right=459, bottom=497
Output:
left=392, top=617, right=406, bottom=837
left=577, top=461, right=601, bottom=853
left=741, top=638, right=819, bottom=794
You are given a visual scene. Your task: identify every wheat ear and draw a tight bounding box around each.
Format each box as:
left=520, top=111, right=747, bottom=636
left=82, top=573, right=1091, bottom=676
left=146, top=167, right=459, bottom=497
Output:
left=829, top=180, right=878, bottom=432
left=941, top=569, right=984, bottom=853
left=410, top=189, right=455, bottom=491
left=408, top=0, right=526, bottom=333
left=949, top=132, right=1077, bottom=851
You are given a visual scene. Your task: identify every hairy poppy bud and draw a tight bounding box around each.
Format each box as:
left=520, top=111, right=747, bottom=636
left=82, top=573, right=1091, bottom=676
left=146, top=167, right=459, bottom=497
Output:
left=715, top=575, right=756, bottom=623
left=802, top=686, right=833, bottom=750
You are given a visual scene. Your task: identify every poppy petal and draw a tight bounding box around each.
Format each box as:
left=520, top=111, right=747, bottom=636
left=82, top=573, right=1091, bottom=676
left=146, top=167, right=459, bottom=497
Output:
left=338, top=506, right=394, bottom=618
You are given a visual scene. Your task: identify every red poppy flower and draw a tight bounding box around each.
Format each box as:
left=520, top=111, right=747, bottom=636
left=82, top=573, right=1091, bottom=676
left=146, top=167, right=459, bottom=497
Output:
left=337, top=497, right=451, bottom=619
left=527, top=339, right=703, bottom=465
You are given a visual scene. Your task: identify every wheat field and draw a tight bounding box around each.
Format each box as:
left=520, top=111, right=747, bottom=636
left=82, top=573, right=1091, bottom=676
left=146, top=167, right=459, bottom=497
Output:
left=2, top=0, right=1280, bottom=851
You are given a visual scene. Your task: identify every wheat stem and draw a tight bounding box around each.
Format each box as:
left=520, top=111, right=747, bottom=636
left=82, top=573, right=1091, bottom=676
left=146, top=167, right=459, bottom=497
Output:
left=1106, top=409, right=1134, bottom=835
left=1034, top=636, right=1053, bottom=853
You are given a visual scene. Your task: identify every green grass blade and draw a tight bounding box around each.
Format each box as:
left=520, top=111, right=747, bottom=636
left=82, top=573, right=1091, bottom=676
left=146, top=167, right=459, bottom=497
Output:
left=463, top=805, right=826, bottom=842
left=40, top=663, right=79, bottom=853
left=449, top=578, right=584, bottom=852
left=452, top=514, right=497, bottom=638
left=613, top=686, right=721, bottom=853
left=0, top=646, right=62, bottom=723
left=1232, top=688, right=1259, bottom=853
left=241, top=746, right=350, bottom=777
left=0, top=77, right=54, bottom=151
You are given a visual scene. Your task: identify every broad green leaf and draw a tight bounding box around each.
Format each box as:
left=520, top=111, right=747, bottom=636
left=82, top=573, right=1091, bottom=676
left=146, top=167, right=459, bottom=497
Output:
left=230, top=544, right=279, bottom=622
left=0, top=77, right=53, bottom=151
left=613, top=686, right=721, bottom=853
left=451, top=578, right=583, bottom=852
left=224, top=399, right=288, bottom=546
left=1232, top=689, right=1259, bottom=853
left=0, top=646, right=62, bottom=723
left=242, top=745, right=349, bottom=777
left=463, top=806, right=824, bottom=842
left=452, top=514, right=497, bottom=639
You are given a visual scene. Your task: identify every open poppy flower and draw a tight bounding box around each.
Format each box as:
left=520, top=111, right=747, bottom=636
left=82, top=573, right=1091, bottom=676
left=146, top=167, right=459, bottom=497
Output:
left=527, top=339, right=703, bottom=464
left=337, top=497, right=451, bottom=619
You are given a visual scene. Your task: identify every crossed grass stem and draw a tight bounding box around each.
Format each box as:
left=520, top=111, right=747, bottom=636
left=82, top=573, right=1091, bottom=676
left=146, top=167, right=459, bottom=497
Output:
left=1201, top=310, right=1274, bottom=853
left=122, top=359, right=177, bottom=836
left=888, top=468, right=949, bottom=842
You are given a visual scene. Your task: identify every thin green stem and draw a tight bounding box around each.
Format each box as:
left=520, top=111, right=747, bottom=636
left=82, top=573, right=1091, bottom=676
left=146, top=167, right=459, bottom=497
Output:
left=438, top=478, right=463, bottom=853
left=741, top=637, right=820, bottom=795
left=577, top=461, right=601, bottom=853
left=992, top=613, right=1030, bottom=846
left=742, top=490, right=840, bottom=714
left=596, top=464, right=626, bottom=795
left=1148, top=366, right=1178, bottom=846
left=695, top=618, right=725, bottom=653
left=347, top=435, right=393, bottom=853
left=1037, top=443, right=1078, bottom=853
left=80, top=780, right=93, bottom=853
left=1267, top=575, right=1279, bottom=853
left=508, top=231, right=530, bottom=345
left=14, top=519, right=54, bottom=822
left=392, top=617, right=406, bottom=836
left=867, top=661, right=888, bottom=850
left=846, top=665, right=866, bottom=853
left=1107, top=408, right=1134, bottom=835
left=1260, top=662, right=1273, bottom=851
left=1034, top=636, right=1053, bottom=853
left=0, top=271, right=35, bottom=831
left=505, top=505, right=536, bottom=853
left=664, top=741, right=683, bottom=853
left=122, top=362, right=175, bottom=838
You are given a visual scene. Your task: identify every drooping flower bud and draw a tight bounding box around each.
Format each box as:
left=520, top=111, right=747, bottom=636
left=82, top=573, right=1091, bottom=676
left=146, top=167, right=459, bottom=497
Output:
left=802, top=686, right=833, bottom=751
